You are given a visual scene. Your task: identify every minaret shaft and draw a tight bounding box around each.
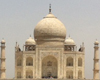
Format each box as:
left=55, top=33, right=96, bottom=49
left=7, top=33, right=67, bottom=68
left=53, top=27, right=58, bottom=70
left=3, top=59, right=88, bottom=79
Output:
left=93, top=41, right=99, bottom=79
left=1, top=47, right=5, bottom=58
left=0, top=40, right=6, bottom=79
left=94, top=48, right=99, bottom=59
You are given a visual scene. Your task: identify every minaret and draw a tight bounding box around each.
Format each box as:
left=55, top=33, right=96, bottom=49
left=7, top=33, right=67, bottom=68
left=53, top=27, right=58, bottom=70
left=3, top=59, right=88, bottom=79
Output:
left=93, top=40, right=99, bottom=79
left=0, top=39, right=6, bottom=79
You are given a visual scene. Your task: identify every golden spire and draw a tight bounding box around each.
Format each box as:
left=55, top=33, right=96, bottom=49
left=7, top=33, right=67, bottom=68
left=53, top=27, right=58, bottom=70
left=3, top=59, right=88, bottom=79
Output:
left=49, top=4, right=51, bottom=14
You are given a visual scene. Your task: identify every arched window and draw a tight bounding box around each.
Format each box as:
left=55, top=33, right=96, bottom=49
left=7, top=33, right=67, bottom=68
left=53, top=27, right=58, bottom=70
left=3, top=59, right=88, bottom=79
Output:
left=25, top=46, right=35, bottom=51
left=78, top=70, right=82, bottom=79
left=67, top=57, right=73, bottom=66
left=78, top=58, right=82, bottom=66
left=47, top=61, right=52, bottom=66
left=67, top=46, right=71, bottom=51
left=26, top=70, right=33, bottom=78
left=64, top=46, right=67, bottom=51
left=47, top=72, right=51, bottom=77
left=26, top=57, right=33, bottom=66
left=71, top=47, right=74, bottom=51
left=17, top=72, right=21, bottom=78
left=17, top=58, right=22, bottom=66
left=42, top=56, right=57, bottom=78
left=28, top=46, right=33, bottom=51
left=25, top=46, right=29, bottom=51
left=66, top=70, right=73, bottom=79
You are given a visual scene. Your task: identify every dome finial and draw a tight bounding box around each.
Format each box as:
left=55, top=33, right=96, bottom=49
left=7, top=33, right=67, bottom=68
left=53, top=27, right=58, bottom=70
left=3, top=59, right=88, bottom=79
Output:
left=30, top=34, right=31, bottom=37
left=96, top=39, right=97, bottom=41
left=68, top=34, right=71, bottom=38
left=94, top=39, right=99, bottom=45
left=69, top=34, right=70, bottom=38
left=49, top=4, right=51, bottom=14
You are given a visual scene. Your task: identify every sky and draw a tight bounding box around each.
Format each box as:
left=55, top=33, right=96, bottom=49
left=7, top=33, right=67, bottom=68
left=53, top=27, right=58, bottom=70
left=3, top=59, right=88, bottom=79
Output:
left=0, top=0, right=100, bottom=79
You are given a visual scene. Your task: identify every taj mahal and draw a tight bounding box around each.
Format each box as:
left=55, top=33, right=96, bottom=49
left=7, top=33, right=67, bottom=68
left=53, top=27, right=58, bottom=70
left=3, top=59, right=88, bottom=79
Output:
left=0, top=5, right=99, bottom=80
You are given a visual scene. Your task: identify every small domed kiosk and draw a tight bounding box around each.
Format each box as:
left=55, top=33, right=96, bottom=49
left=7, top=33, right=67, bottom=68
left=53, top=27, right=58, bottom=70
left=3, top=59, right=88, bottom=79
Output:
left=64, top=36, right=76, bottom=51
left=65, top=37, right=75, bottom=45
left=25, top=37, right=36, bottom=45
left=25, top=36, right=36, bottom=51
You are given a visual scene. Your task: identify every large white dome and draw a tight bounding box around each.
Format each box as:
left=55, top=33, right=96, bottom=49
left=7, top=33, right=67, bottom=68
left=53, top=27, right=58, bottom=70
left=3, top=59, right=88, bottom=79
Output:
left=34, top=13, right=67, bottom=42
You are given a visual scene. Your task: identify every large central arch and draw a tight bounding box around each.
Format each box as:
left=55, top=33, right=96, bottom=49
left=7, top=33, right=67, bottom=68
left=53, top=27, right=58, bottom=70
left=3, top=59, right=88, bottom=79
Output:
left=42, top=55, right=58, bottom=78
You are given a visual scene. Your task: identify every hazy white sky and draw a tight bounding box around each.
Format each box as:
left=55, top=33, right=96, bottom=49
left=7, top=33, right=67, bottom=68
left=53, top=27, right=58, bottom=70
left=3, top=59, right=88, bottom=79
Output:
left=0, top=0, right=100, bottom=79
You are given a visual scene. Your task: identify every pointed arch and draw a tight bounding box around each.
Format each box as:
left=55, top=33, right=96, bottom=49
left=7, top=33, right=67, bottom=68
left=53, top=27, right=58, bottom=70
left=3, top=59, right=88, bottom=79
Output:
left=17, top=71, right=21, bottom=78
left=26, top=70, right=33, bottom=78
left=78, top=57, right=82, bottom=66
left=78, top=70, right=82, bottom=79
left=42, top=55, right=57, bottom=78
left=66, top=70, right=73, bottom=79
left=67, top=57, right=73, bottom=66
left=26, top=57, right=33, bottom=66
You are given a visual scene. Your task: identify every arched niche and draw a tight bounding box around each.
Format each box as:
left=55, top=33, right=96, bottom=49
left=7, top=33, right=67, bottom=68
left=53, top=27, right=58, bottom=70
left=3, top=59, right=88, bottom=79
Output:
left=66, top=70, right=73, bottom=79
left=42, top=55, right=58, bottom=78
left=67, top=46, right=71, bottom=51
left=78, top=57, right=82, bottom=66
left=78, top=70, right=82, bottom=79
left=26, top=57, right=33, bottom=66
left=67, top=57, right=73, bottom=66
left=17, top=71, right=21, bottom=78
left=25, top=46, right=29, bottom=51
left=26, top=70, right=33, bottom=78
left=17, top=57, right=22, bottom=66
